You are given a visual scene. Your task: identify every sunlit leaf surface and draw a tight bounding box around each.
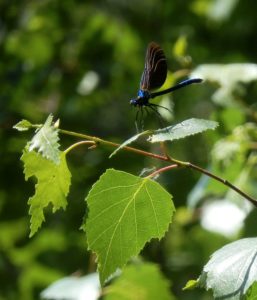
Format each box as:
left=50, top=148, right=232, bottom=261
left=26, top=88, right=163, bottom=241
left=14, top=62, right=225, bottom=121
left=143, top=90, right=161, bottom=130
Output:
left=199, top=238, right=257, bottom=299
left=84, top=169, right=174, bottom=285
left=148, top=118, right=218, bottom=143
left=22, top=150, right=71, bottom=237
left=13, top=119, right=32, bottom=131
left=29, top=114, right=60, bottom=164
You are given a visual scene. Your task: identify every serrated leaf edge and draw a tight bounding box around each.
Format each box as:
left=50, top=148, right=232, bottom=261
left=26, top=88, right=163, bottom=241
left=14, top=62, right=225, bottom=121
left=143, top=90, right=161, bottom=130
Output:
left=85, top=169, right=174, bottom=285
left=21, top=151, right=70, bottom=237
left=148, top=118, right=219, bottom=143
left=28, top=114, right=61, bottom=164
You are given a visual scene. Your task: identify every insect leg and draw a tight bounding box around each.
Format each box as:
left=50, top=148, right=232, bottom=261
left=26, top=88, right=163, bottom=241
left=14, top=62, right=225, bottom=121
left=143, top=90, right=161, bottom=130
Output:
left=140, top=106, right=145, bottom=131
left=149, top=103, right=173, bottom=115
left=144, top=106, right=151, bottom=118
left=135, top=109, right=140, bottom=133
left=148, top=104, right=168, bottom=130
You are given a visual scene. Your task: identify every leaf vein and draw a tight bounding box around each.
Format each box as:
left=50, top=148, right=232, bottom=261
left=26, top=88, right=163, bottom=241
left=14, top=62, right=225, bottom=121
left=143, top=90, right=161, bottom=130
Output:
left=89, top=183, right=140, bottom=199
left=101, top=179, right=147, bottom=274
left=145, top=184, right=160, bottom=236
left=90, top=223, right=116, bottom=248
left=86, top=196, right=131, bottom=225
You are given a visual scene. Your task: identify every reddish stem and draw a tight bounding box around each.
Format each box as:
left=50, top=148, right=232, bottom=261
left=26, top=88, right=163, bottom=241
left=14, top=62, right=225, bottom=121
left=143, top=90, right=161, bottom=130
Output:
left=147, top=164, right=179, bottom=178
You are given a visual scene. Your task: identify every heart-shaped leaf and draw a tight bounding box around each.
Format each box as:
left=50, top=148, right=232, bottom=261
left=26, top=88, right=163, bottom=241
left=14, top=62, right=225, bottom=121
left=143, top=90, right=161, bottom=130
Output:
left=83, top=169, right=174, bottom=285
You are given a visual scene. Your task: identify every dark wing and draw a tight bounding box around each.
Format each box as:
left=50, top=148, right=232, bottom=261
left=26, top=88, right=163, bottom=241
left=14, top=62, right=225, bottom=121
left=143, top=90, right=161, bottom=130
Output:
left=140, top=42, right=167, bottom=91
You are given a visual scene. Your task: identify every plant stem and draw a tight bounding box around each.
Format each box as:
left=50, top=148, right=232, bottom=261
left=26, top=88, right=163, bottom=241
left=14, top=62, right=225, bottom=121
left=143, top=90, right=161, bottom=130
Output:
left=165, top=156, right=257, bottom=206
left=147, top=164, right=179, bottom=178
left=186, top=162, right=257, bottom=207
left=59, top=129, right=170, bottom=162
left=59, top=127, right=257, bottom=206
left=64, top=141, right=97, bottom=154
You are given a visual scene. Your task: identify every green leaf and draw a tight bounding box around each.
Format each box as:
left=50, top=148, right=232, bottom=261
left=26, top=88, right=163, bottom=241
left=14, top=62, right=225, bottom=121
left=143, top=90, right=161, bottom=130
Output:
left=84, top=169, right=174, bottom=285
left=29, top=114, right=60, bottom=164
left=105, top=263, right=175, bottom=300
left=109, top=130, right=151, bottom=158
left=13, top=119, right=33, bottom=131
left=198, top=238, right=257, bottom=299
left=148, top=118, right=218, bottom=143
left=244, top=282, right=257, bottom=300
left=183, top=279, right=198, bottom=290
left=21, top=150, right=71, bottom=237
left=173, top=35, right=187, bottom=58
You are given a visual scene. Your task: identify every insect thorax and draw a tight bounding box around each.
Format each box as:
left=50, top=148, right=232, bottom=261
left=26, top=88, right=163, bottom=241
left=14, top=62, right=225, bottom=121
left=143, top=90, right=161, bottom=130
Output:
left=130, top=89, right=151, bottom=107
left=137, top=89, right=150, bottom=98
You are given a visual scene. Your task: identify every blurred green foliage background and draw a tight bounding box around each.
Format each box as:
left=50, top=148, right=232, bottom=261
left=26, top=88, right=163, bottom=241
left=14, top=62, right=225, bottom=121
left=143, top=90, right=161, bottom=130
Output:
left=1, top=0, right=257, bottom=299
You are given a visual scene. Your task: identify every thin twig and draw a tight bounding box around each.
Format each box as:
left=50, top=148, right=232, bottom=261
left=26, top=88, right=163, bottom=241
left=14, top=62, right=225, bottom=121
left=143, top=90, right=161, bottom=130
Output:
left=59, top=129, right=170, bottom=162
left=58, top=127, right=257, bottom=206
left=64, top=141, right=96, bottom=154
left=186, top=162, right=257, bottom=207
left=147, top=164, right=179, bottom=178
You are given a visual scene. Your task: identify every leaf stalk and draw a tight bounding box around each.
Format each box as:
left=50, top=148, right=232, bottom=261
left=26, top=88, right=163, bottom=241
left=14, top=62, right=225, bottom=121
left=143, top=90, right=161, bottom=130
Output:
left=38, top=126, right=257, bottom=206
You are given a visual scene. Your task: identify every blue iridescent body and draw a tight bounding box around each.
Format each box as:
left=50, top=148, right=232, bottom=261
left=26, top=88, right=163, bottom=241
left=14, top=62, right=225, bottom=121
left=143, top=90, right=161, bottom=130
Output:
left=130, top=42, right=202, bottom=130
left=130, top=90, right=150, bottom=106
